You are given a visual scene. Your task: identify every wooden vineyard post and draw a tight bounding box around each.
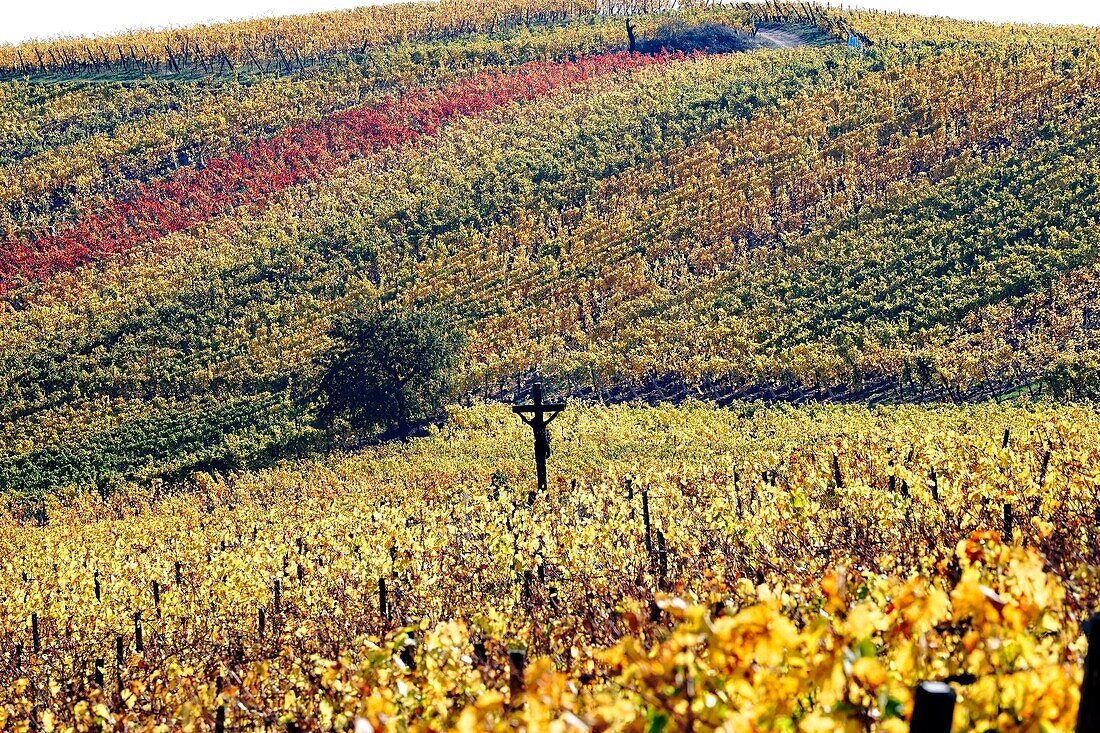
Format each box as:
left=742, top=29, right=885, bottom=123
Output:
left=215, top=676, right=226, bottom=733
left=165, top=45, right=180, bottom=74
left=512, top=382, right=566, bottom=498
left=115, top=635, right=124, bottom=698
left=910, top=681, right=955, bottom=732
left=508, top=649, right=526, bottom=704
left=656, top=529, right=668, bottom=589
left=1078, top=612, right=1100, bottom=733
left=400, top=634, right=416, bottom=670
left=1039, top=449, right=1052, bottom=490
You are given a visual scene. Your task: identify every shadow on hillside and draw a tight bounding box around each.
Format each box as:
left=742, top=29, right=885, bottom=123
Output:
left=634, top=20, right=840, bottom=55
left=636, top=22, right=765, bottom=54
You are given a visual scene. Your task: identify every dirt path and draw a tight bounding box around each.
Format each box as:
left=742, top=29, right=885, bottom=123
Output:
left=754, top=27, right=810, bottom=49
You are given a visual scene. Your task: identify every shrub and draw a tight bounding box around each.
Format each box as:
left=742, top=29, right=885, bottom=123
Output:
left=314, top=306, right=465, bottom=434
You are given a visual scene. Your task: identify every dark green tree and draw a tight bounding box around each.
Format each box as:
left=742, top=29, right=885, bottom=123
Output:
left=314, top=306, right=464, bottom=434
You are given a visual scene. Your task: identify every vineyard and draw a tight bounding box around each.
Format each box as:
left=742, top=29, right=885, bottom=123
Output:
left=1, top=1, right=1100, bottom=493
left=3, top=0, right=1100, bottom=728
left=2, top=403, right=1099, bottom=729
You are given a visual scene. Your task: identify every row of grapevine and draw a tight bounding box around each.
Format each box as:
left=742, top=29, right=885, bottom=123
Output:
left=0, top=0, right=685, bottom=77
left=0, top=18, right=645, bottom=235
left=403, top=44, right=1100, bottom=385
left=0, top=51, right=671, bottom=293
left=0, top=402, right=1095, bottom=728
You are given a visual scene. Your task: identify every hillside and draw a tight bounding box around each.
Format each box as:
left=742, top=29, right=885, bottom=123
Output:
left=2, top=1, right=1100, bottom=495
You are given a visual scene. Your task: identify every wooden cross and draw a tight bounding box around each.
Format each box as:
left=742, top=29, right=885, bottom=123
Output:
left=512, top=382, right=566, bottom=495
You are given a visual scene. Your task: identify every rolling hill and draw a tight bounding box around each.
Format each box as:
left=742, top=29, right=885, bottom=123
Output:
left=2, top=1, right=1100, bottom=495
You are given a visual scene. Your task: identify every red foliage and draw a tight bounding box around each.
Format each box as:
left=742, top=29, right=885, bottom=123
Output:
left=0, top=52, right=673, bottom=294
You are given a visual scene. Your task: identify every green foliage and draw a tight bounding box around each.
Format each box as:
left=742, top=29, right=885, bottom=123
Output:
left=0, top=394, right=305, bottom=497
left=1042, top=350, right=1100, bottom=401
left=314, top=306, right=465, bottom=434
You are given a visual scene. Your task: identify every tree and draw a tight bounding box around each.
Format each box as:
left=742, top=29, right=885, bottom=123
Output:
left=314, top=306, right=464, bottom=434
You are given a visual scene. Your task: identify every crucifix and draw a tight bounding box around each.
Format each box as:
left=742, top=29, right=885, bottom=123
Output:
left=512, top=382, right=566, bottom=495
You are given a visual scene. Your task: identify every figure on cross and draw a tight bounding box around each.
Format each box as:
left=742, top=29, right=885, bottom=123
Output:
left=512, top=382, right=566, bottom=495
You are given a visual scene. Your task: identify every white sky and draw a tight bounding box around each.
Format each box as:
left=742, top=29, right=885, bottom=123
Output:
left=0, top=0, right=1097, bottom=46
